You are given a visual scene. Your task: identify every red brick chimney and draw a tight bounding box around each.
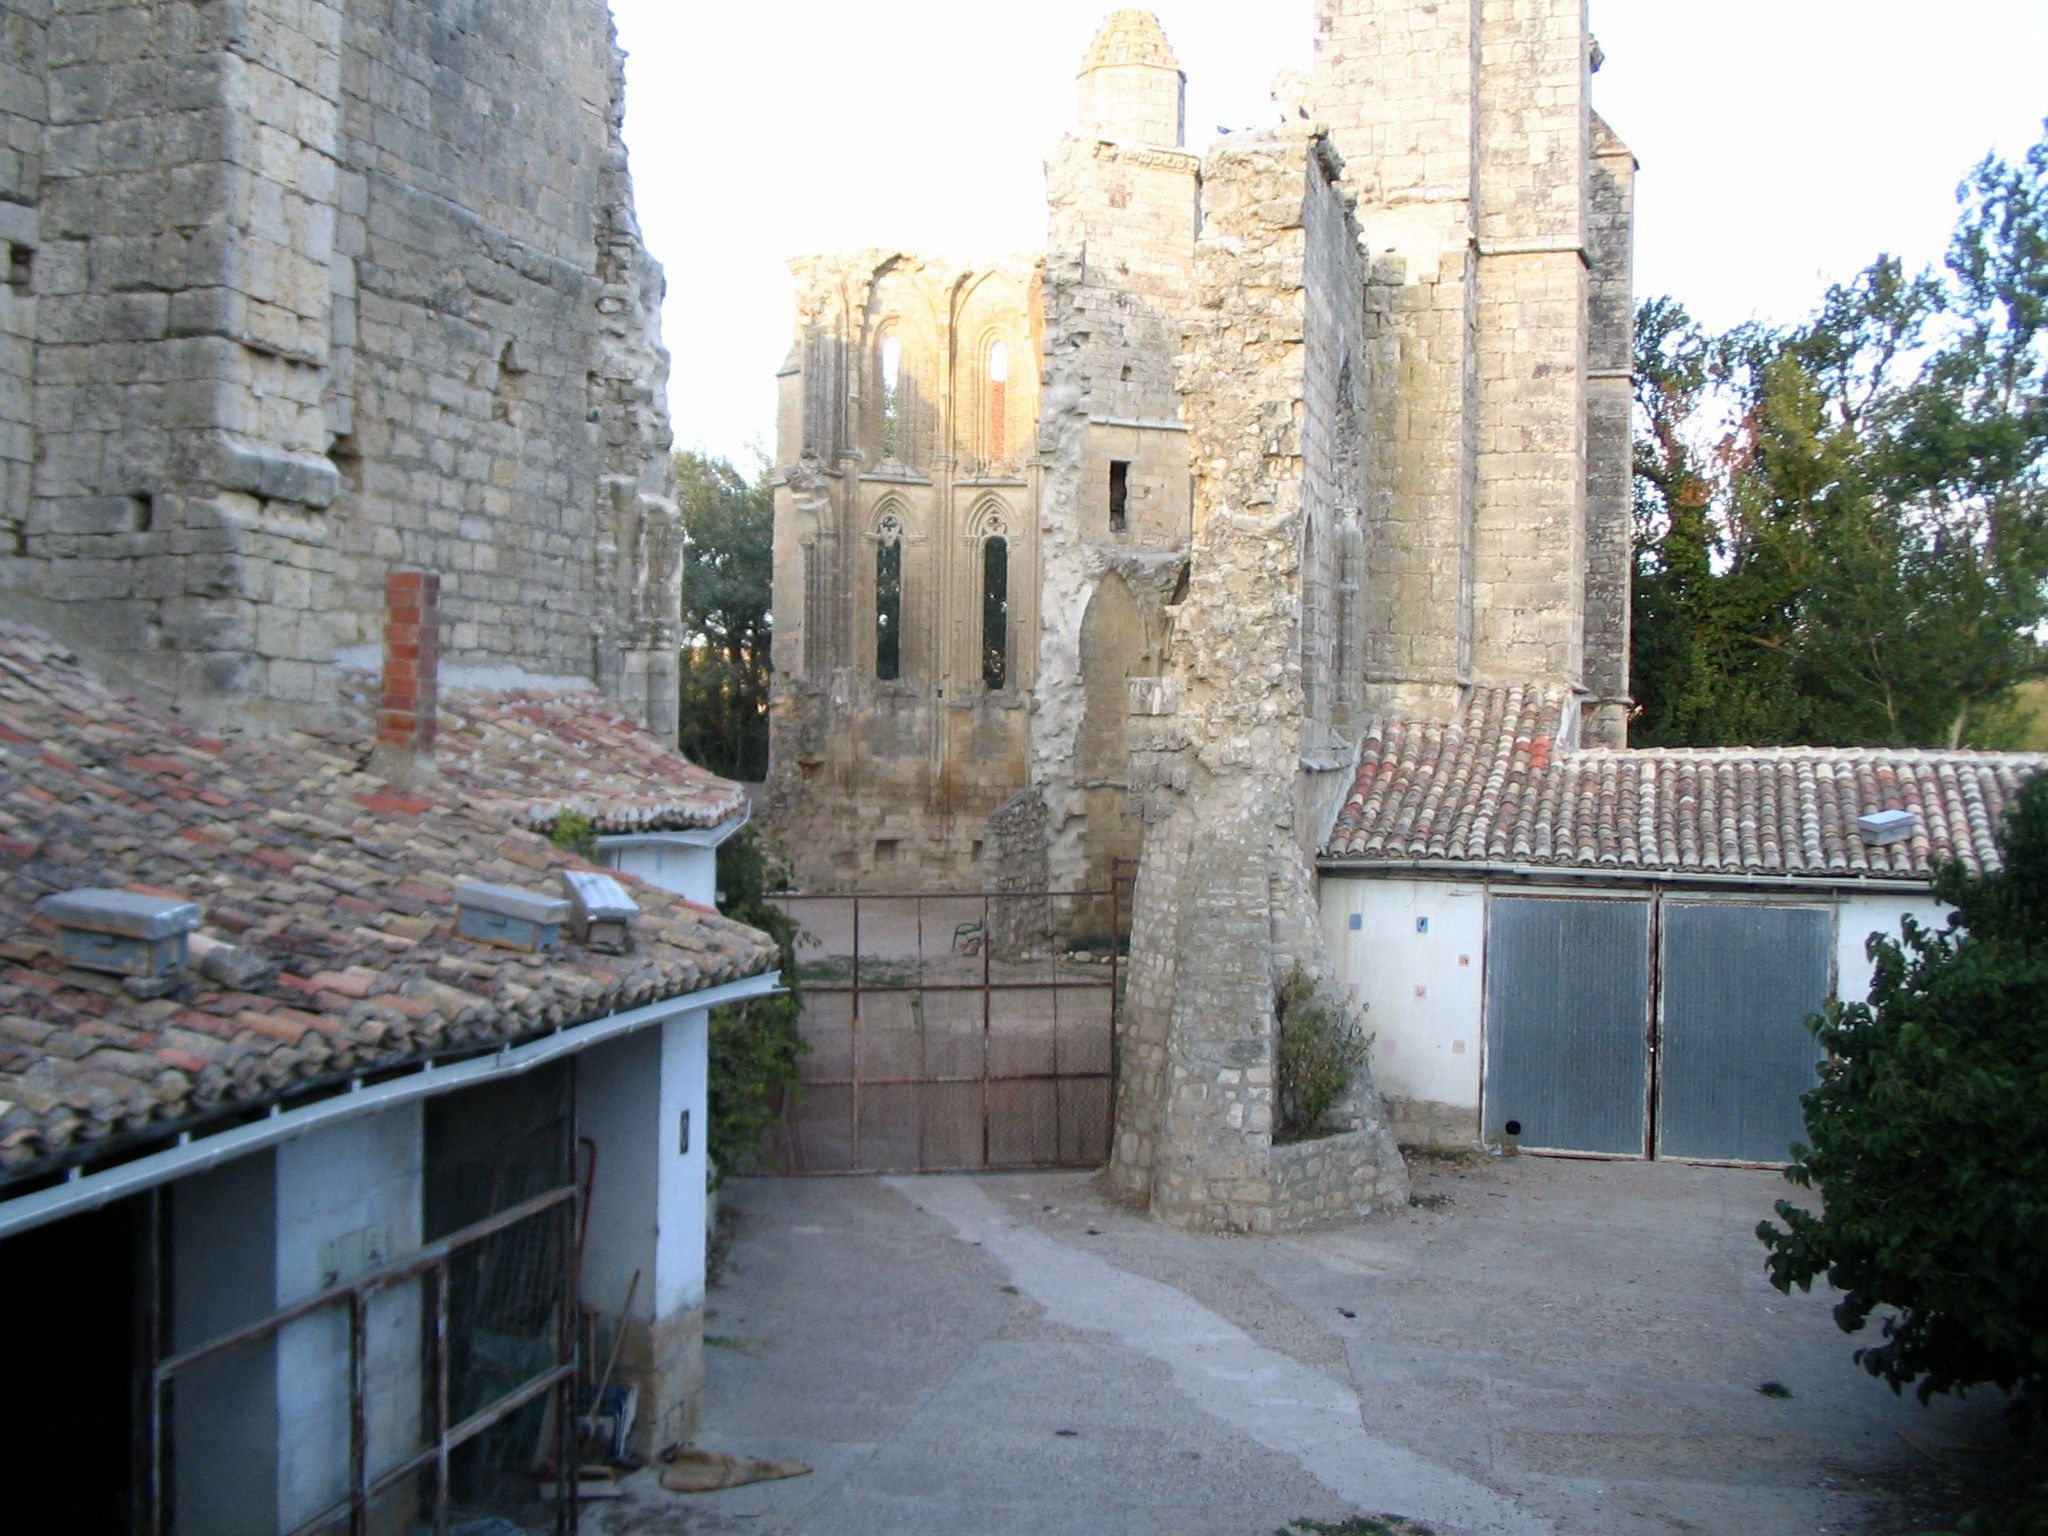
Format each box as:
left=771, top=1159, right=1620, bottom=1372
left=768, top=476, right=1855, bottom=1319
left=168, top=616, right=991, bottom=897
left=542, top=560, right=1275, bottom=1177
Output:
left=375, top=569, right=440, bottom=778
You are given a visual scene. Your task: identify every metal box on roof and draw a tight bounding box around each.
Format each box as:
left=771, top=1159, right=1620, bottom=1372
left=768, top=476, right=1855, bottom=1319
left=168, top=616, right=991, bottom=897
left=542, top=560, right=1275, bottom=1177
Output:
left=453, top=882, right=571, bottom=953
left=39, top=888, right=201, bottom=978
left=560, top=869, right=639, bottom=953
left=1857, top=808, right=1918, bottom=846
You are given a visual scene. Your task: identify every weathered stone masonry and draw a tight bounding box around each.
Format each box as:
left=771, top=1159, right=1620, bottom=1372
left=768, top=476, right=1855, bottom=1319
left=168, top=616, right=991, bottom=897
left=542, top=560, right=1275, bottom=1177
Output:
left=1107, top=126, right=1405, bottom=1232
left=0, top=0, right=680, bottom=733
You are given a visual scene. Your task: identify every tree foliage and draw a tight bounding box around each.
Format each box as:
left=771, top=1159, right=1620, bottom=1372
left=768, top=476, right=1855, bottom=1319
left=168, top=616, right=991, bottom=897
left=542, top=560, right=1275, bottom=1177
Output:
left=705, top=825, right=806, bottom=1177
left=1632, top=128, right=2048, bottom=748
left=674, top=451, right=773, bottom=781
left=1757, top=774, right=2048, bottom=1410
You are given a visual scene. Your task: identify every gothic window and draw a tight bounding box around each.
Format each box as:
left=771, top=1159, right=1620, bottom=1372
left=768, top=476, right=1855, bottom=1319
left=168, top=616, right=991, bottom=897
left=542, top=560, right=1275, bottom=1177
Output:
left=1108, top=460, right=1130, bottom=533
left=878, top=331, right=903, bottom=459
left=985, top=338, right=1009, bottom=462
left=874, top=509, right=904, bottom=681
left=982, top=535, right=1008, bottom=690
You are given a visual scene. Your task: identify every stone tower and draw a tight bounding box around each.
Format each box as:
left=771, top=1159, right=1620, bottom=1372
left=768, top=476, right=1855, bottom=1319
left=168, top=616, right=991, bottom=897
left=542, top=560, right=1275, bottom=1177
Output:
left=1028, top=9, right=1201, bottom=930
left=1306, top=0, right=1636, bottom=745
left=0, top=0, right=683, bottom=737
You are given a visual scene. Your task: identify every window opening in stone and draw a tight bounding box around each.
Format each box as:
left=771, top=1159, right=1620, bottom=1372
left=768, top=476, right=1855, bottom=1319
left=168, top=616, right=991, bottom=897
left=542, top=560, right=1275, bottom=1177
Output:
left=6, top=243, right=32, bottom=295
left=875, top=531, right=902, bottom=681
left=1108, top=460, right=1130, bottom=533
left=879, top=333, right=902, bottom=458
left=981, top=534, right=1009, bottom=690
left=874, top=838, right=900, bottom=863
left=327, top=432, right=362, bottom=493
left=127, top=494, right=153, bottom=534
left=986, top=339, right=1009, bottom=461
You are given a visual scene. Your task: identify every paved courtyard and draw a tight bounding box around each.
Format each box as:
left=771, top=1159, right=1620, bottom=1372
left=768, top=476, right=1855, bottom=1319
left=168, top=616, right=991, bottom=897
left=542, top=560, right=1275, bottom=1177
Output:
left=597, top=1155, right=2003, bottom=1536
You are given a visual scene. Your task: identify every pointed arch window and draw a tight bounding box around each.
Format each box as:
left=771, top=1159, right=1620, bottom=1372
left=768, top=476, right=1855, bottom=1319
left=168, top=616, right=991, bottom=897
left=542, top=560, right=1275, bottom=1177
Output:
left=879, top=332, right=903, bottom=458
left=985, top=338, right=1009, bottom=462
left=875, top=510, right=904, bottom=681
left=981, top=533, right=1009, bottom=690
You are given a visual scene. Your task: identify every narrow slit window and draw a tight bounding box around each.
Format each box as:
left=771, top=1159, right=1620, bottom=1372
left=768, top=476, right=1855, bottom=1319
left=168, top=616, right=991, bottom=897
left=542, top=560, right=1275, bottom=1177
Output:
left=986, top=340, right=1009, bottom=462
left=875, top=534, right=902, bottom=681
left=981, top=535, right=1008, bottom=690
left=879, top=333, right=902, bottom=457
left=1108, top=460, right=1130, bottom=533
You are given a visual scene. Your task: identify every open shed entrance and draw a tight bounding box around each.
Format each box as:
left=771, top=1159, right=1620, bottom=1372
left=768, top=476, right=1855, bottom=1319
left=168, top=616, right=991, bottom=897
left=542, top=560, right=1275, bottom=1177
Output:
left=1482, top=894, right=1834, bottom=1165
left=768, top=883, right=1129, bottom=1174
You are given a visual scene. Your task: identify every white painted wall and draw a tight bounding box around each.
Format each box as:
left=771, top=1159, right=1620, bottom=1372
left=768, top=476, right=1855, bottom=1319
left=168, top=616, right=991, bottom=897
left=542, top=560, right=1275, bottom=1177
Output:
left=169, top=1103, right=423, bottom=1534
left=1320, top=879, right=1488, bottom=1115
left=1835, top=891, right=1951, bottom=1002
left=598, top=831, right=726, bottom=907
left=274, top=1106, right=423, bottom=1528
left=578, top=1008, right=711, bottom=1325
left=1320, top=874, right=1955, bottom=1132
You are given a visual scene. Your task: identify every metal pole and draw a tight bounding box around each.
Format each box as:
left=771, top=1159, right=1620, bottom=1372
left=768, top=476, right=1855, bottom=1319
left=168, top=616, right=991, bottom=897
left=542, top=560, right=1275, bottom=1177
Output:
left=349, top=1292, right=369, bottom=1536
left=430, top=1263, right=450, bottom=1535
left=137, top=1187, right=163, bottom=1536
left=980, top=889, right=992, bottom=1168
left=850, top=894, right=862, bottom=1173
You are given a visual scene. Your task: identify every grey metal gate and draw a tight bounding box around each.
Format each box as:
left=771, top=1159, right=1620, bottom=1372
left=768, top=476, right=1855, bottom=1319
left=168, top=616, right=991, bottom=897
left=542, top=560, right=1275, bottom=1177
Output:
left=1483, top=896, right=1652, bottom=1156
left=1658, top=903, right=1832, bottom=1164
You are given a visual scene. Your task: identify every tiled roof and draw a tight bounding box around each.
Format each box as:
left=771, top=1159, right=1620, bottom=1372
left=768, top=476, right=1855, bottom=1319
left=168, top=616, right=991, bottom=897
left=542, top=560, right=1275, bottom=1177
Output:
left=0, top=622, right=777, bottom=1185
left=1323, top=685, right=2047, bottom=881
left=427, top=689, right=746, bottom=835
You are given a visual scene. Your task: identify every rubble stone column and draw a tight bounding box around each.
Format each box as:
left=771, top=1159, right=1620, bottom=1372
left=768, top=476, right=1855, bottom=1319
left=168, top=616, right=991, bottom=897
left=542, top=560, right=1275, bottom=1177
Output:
left=1109, top=125, right=1404, bottom=1233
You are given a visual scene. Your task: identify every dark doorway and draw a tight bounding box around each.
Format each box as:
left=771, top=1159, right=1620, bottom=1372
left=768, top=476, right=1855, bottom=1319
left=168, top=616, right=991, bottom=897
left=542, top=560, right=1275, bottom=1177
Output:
left=0, top=1198, right=142, bottom=1533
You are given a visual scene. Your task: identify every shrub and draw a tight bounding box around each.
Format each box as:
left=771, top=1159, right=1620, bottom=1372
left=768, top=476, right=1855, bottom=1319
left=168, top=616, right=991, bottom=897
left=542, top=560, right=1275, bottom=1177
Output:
left=546, top=810, right=598, bottom=860
left=1275, top=967, right=1368, bottom=1142
left=704, top=826, right=806, bottom=1177
left=1757, top=774, right=2048, bottom=1410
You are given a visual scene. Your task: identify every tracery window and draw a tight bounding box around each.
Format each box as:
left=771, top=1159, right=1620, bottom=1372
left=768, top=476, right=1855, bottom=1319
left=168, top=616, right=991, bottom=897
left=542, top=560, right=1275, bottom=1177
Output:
left=981, top=534, right=1009, bottom=690
left=874, top=509, right=904, bottom=681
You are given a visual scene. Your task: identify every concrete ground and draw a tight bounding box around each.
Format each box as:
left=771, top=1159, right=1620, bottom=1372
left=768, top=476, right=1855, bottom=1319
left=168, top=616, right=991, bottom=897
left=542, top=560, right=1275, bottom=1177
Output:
left=596, top=1154, right=2002, bottom=1536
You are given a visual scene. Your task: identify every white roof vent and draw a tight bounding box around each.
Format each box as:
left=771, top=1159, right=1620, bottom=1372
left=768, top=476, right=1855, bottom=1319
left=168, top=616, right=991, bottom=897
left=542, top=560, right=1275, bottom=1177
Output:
left=1857, top=808, right=1918, bottom=846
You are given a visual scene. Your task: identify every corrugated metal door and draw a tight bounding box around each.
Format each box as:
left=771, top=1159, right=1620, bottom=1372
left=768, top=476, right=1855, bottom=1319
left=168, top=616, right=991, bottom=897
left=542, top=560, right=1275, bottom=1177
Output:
left=1659, top=903, right=1832, bottom=1164
left=1483, top=897, right=1651, bottom=1155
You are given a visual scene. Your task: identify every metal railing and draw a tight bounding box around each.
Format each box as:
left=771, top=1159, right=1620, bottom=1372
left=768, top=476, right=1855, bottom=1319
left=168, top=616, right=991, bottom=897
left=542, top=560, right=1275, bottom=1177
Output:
left=143, top=1184, right=580, bottom=1536
left=771, top=869, right=1133, bottom=1174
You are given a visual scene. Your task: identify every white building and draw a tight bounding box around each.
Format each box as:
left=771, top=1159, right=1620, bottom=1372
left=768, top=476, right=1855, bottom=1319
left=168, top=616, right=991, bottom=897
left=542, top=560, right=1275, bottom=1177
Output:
left=1317, top=686, right=2041, bottom=1164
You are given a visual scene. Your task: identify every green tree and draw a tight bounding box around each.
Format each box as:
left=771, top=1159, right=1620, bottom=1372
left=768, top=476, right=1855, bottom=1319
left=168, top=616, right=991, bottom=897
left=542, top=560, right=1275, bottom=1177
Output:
left=1757, top=773, right=2048, bottom=1410
left=1632, top=128, right=2048, bottom=748
left=674, top=450, right=774, bottom=780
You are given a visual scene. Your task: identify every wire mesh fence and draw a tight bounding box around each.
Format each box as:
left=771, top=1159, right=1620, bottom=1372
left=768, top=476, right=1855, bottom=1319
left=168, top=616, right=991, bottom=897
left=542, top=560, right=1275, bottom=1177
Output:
left=768, top=880, right=1130, bottom=1175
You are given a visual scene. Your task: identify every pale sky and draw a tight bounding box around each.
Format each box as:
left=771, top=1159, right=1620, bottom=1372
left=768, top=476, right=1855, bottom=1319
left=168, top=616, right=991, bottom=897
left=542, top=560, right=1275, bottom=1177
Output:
left=609, top=0, right=2048, bottom=469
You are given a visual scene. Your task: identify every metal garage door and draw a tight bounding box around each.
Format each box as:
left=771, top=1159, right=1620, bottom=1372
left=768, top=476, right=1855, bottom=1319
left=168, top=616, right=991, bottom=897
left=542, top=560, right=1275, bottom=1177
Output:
left=1483, top=897, right=1652, bottom=1155
left=1658, top=903, right=1832, bottom=1164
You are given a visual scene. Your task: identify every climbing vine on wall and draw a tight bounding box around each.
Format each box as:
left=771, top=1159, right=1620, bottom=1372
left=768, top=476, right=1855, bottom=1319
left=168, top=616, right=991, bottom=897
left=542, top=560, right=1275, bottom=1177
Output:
left=705, top=826, right=806, bottom=1177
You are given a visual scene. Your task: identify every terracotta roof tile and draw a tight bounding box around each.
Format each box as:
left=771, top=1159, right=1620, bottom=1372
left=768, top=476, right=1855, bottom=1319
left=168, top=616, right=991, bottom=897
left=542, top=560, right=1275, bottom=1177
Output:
left=1323, top=685, right=2046, bottom=881
left=0, top=622, right=777, bottom=1187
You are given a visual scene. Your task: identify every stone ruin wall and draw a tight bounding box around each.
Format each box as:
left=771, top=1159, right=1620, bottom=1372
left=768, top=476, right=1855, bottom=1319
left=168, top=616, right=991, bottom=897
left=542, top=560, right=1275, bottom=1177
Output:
left=0, top=0, right=679, bottom=734
left=765, top=253, right=1043, bottom=891
left=1109, top=126, right=1404, bottom=1233
left=1309, top=0, right=1634, bottom=741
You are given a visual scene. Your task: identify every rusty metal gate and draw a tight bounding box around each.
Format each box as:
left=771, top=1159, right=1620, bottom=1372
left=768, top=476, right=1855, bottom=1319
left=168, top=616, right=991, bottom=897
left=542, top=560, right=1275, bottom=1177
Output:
left=769, top=881, right=1129, bottom=1174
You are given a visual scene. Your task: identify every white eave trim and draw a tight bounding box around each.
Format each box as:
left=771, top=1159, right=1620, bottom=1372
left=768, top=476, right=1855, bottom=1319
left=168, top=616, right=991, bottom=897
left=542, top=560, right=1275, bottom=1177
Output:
left=1316, top=856, right=1935, bottom=894
left=0, top=968, right=782, bottom=1242
left=596, top=806, right=750, bottom=852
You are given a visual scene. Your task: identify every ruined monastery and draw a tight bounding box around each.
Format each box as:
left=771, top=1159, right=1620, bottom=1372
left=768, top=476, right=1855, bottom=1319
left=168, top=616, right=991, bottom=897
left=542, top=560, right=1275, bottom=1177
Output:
left=770, top=3, right=2046, bottom=1234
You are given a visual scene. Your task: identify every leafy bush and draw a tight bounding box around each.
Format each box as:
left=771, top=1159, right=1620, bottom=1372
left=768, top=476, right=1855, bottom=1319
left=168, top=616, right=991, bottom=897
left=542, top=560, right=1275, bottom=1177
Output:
left=546, top=810, right=598, bottom=860
left=1275, top=967, right=1368, bottom=1142
left=1757, top=774, right=2048, bottom=1409
left=705, top=826, right=806, bottom=1177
